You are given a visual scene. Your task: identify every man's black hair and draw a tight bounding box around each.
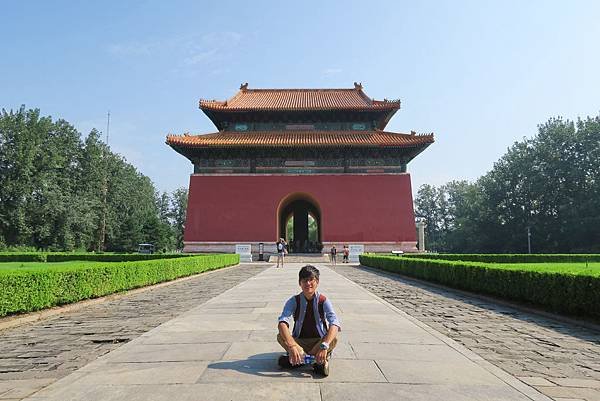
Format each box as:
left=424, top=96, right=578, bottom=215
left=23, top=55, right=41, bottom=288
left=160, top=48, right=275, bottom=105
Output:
left=299, top=265, right=320, bottom=281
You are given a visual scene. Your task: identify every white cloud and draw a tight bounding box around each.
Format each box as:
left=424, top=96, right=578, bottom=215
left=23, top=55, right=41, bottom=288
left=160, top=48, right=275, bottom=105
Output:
left=184, top=49, right=218, bottom=65
left=323, top=68, right=342, bottom=75
left=107, top=42, right=157, bottom=56
left=200, top=31, right=242, bottom=47
left=107, top=31, right=243, bottom=68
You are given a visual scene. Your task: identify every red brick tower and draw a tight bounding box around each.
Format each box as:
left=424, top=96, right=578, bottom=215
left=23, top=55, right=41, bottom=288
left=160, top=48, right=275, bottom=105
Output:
left=167, top=83, right=434, bottom=255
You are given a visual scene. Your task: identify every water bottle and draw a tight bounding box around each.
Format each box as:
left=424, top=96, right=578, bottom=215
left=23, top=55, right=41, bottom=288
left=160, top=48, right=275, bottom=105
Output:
left=304, top=354, right=315, bottom=364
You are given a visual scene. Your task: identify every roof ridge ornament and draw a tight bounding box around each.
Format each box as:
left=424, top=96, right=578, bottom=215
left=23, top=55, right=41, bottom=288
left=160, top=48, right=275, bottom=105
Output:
left=353, top=82, right=363, bottom=90
left=240, top=82, right=249, bottom=91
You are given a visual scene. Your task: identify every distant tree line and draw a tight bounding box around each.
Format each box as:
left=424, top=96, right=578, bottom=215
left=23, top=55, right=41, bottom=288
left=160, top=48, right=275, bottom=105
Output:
left=415, top=114, right=600, bottom=253
left=0, top=106, right=187, bottom=252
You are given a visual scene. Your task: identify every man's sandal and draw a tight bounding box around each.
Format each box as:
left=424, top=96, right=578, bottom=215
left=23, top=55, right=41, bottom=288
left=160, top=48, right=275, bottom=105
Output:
left=313, top=359, right=329, bottom=377
left=278, top=354, right=302, bottom=369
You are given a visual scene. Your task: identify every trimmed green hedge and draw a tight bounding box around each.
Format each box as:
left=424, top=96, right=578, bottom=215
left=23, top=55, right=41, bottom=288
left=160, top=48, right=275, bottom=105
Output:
left=45, top=253, right=194, bottom=262
left=359, top=254, right=600, bottom=319
left=0, top=253, right=46, bottom=263
left=402, top=253, right=600, bottom=263
left=0, top=254, right=239, bottom=317
left=0, top=252, right=194, bottom=263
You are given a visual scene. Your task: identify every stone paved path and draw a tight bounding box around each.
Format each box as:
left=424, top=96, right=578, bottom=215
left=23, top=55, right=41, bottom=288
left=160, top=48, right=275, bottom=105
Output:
left=17, top=263, right=549, bottom=401
left=334, top=264, right=600, bottom=401
left=0, top=263, right=269, bottom=400
left=2, top=261, right=598, bottom=400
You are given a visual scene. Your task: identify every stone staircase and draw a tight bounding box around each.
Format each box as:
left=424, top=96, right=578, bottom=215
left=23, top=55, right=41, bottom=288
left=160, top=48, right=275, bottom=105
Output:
left=267, top=253, right=330, bottom=263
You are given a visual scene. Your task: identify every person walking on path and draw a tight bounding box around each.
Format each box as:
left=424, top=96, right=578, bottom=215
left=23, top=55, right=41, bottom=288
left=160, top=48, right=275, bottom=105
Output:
left=276, top=238, right=287, bottom=268
left=277, top=265, right=341, bottom=376
left=342, top=245, right=349, bottom=263
left=330, top=244, right=337, bottom=266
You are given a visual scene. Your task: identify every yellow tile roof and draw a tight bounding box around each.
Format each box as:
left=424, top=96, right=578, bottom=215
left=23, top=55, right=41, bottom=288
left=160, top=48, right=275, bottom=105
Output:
left=166, top=130, right=434, bottom=148
left=200, top=83, right=400, bottom=111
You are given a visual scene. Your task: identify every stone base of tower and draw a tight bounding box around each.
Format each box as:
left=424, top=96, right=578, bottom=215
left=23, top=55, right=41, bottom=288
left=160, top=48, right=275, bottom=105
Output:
left=182, top=241, right=418, bottom=255
left=183, top=173, right=418, bottom=254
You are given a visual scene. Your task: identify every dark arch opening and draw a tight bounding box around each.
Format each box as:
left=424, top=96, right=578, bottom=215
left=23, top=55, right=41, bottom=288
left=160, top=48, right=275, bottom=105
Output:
left=278, top=194, right=322, bottom=254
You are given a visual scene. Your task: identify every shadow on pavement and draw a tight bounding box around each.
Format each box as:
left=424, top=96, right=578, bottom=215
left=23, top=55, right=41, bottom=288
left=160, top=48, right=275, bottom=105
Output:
left=207, top=353, right=323, bottom=379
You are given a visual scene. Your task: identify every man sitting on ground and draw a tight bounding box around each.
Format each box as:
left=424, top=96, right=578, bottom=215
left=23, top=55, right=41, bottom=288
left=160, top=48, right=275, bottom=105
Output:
left=277, top=265, right=341, bottom=376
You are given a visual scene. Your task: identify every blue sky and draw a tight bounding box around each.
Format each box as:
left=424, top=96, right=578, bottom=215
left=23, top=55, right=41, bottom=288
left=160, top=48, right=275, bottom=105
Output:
left=2, top=1, right=599, bottom=195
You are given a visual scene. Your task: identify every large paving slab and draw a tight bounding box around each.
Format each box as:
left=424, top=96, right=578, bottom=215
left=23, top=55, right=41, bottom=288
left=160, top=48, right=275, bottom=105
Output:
left=335, top=264, right=600, bottom=401
left=21, top=263, right=551, bottom=401
left=0, top=263, right=270, bottom=400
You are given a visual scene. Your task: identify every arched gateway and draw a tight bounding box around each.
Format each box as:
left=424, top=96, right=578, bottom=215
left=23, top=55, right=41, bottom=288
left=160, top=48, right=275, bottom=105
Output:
left=278, top=193, right=322, bottom=253
left=167, top=83, right=434, bottom=257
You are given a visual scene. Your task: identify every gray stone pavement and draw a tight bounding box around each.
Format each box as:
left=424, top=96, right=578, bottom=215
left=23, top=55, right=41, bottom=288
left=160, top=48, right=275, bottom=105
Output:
left=334, top=264, right=600, bottom=401
left=0, top=263, right=270, bottom=400
left=17, top=263, right=552, bottom=401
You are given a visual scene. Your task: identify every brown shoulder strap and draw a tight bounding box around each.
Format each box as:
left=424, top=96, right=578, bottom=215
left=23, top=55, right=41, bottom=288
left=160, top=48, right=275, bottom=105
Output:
left=318, top=294, right=328, bottom=330
left=293, top=294, right=301, bottom=321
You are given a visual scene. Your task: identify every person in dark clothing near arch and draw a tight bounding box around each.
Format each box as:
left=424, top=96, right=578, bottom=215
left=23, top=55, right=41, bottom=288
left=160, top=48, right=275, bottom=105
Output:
left=330, top=245, right=337, bottom=266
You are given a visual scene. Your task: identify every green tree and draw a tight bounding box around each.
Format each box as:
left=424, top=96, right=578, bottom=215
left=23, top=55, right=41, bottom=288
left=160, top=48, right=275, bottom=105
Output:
left=169, top=187, right=188, bottom=250
left=414, top=184, right=448, bottom=251
left=415, top=113, right=600, bottom=253
left=0, top=107, right=179, bottom=253
left=0, top=108, right=83, bottom=250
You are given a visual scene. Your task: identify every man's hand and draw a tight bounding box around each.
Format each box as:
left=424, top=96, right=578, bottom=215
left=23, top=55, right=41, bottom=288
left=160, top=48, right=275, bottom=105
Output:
left=288, top=345, right=303, bottom=366
left=308, top=343, right=328, bottom=364
left=315, top=349, right=328, bottom=365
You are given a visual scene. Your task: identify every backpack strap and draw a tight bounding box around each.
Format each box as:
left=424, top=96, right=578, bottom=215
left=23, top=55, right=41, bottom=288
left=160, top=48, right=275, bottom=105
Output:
left=293, top=294, right=301, bottom=322
left=318, top=294, right=328, bottom=331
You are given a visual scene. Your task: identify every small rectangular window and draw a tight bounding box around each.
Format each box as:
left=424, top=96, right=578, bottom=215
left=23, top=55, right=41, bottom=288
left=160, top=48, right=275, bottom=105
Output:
left=286, top=124, right=314, bottom=130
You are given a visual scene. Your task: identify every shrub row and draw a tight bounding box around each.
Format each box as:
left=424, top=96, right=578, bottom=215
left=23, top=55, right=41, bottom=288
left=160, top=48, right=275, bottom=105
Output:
left=401, top=253, right=600, bottom=263
left=0, top=253, right=194, bottom=263
left=0, top=253, right=46, bottom=262
left=359, top=254, right=600, bottom=320
left=45, top=253, right=195, bottom=262
left=0, top=254, right=239, bottom=317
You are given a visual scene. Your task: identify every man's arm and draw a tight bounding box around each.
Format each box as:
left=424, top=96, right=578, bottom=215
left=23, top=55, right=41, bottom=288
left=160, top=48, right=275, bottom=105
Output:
left=277, top=297, right=303, bottom=365
left=322, top=324, right=339, bottom=345
left=313, top=324, right=339, bottom=364
left=314, top=299, right=341, bottom=364
left=278, top=322, right=303, bottom=365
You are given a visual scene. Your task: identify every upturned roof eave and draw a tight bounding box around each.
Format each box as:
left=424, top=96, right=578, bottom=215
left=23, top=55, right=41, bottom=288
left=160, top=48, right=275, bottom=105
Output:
left=199, top=103, right=400, bottom=113
left=165, top=138, right=434, bottom=150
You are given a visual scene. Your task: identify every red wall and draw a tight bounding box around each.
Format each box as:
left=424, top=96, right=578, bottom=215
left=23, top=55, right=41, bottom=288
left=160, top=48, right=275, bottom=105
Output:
left=184, top=174, right=416, bottom=243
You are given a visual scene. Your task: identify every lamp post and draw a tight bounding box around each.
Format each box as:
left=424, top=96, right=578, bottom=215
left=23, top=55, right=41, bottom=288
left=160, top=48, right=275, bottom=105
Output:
left=527, top=226, right=531, bottom=254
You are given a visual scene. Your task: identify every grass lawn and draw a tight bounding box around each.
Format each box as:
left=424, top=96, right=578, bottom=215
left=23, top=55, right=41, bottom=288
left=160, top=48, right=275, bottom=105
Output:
left=0, top=260, right=119, bottom=273
left=491, top=262, right=600, bottom=277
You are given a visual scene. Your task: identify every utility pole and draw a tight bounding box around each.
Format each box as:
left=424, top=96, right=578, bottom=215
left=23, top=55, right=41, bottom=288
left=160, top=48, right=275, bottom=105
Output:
left=97, top=111, right=110, bottom=252
left=106, top=111, right=110, bottom=144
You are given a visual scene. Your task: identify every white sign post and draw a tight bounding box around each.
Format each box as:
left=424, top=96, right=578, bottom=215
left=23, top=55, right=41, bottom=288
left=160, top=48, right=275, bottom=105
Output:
left=235, top=244, right=252, bottom=262
left=348, top=244, right=364, bottom=263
